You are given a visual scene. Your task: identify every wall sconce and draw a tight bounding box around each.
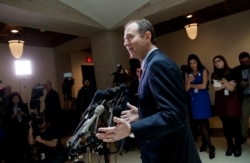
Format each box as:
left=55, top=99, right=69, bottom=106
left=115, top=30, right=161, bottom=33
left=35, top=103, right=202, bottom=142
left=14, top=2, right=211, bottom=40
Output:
left=184, top=23, right=198, bottom=40
left=8, top=40, right=25, bottom=59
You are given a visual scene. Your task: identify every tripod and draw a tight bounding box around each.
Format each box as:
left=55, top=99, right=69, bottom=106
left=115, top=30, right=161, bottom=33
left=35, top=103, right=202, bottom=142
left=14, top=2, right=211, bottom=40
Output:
left=30, top=98, right=41, bottom=114
left=63, top=92, right=76, bottom=110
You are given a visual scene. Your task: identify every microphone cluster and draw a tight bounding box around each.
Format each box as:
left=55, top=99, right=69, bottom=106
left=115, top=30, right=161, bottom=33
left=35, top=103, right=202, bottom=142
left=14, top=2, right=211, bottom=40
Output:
left=66, top=84, right=129, bottom=161
left=92, top=83, right=128, bottom=102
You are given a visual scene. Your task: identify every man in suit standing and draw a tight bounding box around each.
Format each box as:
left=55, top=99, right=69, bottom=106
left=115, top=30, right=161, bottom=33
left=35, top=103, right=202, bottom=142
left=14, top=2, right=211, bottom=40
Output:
left=43, top=81, right=62, bottom=131
left=233, top=52, right=250, bottom=144
left=96, top=18, right=201, bottom=163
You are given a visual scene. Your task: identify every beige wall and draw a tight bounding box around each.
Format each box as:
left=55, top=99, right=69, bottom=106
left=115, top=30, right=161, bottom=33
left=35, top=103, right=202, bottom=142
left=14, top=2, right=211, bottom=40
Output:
left=0, top=44, right=57, bottom=112
left=91, top=31, right=130, bottom=89
left=53, top=37, right=91, bottom=105
left=0, top=10, right=249, bottom=128
left=156, top=10, right=250, bottom=128
left=157, top=10, right=250, bottom=105
left=70, top=51, right=93, bottom=98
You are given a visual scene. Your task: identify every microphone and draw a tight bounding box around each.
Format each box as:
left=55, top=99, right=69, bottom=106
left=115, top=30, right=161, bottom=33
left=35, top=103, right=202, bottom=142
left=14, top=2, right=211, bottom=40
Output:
left=81, top=104, right=104, bottom=133
left=92, top=90, right=106, bottom=102
left=118, top=83, right=128, bottom=92
left=113, top=105, right=123, bottom=117
left=69, top=105, right=105, bottom=149
left=93, top=84, right=128, bottom=102
left=103, top=88, right=118, bottom=100
left=104, top=83, right=128, bottom=98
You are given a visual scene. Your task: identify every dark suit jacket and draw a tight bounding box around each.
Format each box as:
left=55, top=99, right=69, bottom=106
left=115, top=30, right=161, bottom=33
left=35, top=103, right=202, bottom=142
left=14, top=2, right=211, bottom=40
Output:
left=130, top=49, right=201, bottom=163
left=233, top=65, right=246, bottom=103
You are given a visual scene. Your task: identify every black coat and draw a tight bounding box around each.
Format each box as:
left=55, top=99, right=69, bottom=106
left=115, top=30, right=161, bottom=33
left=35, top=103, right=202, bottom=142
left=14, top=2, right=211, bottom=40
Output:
left=76, top=86, right=93, bottom=113
left=131, top=49, right=201, bottom=163
left=233, top=65, right=247, bottom=103
left=44, top=89, right=62, bottom=127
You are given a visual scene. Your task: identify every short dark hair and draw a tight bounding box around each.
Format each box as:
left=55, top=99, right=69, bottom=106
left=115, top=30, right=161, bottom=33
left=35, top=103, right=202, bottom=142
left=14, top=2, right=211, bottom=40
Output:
left=180, top=65, right=188, bottom=72
left=239, top=52, right=250, bottom=60
left=124, top=18, right=157, bottom=45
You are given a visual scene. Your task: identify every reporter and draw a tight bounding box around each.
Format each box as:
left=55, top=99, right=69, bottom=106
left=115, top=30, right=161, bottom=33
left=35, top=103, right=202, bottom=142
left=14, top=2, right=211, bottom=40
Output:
left=211, top=55, right=242, bottom=157
left=28, top=114, right=65, bottom=163
left=5, top=92, right=30, bottom=163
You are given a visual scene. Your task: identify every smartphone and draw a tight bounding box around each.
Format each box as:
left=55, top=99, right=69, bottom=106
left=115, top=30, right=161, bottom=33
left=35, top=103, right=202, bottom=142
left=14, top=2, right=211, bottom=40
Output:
left=188, top=74, right=194, bottom=78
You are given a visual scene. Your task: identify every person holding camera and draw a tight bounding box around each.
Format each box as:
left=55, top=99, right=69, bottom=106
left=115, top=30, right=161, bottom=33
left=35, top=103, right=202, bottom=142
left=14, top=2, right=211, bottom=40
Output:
left=43, top=81, right=62, bottom=131
left=76, top=79, right=94, bottom=120
left=111, top=64, right=128, bottom=87
left=233, top=52, right=250, bottom=144
left=28, top=113, right=65, bottom=163
left=5, top=92, right=31, bottom=163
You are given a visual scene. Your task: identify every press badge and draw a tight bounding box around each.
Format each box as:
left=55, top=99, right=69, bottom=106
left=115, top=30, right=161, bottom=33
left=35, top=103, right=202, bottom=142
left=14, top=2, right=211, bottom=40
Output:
left=224, top=89, right=229, bottom=96
left=194, top=88, right=198, bottom=93
left=41, top=153, right=45, bottom=160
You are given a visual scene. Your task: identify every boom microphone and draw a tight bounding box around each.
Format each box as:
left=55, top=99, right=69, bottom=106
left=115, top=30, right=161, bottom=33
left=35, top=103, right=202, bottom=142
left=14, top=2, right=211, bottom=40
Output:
left=92, top=90, right=106, bottom=102
left=93, top=83, right=128, bottom=102
left=104, top=83, right=128, bottom=97
left=118, top=83, right=128, bottom=92
left=70, top=104, right=105, bottom=149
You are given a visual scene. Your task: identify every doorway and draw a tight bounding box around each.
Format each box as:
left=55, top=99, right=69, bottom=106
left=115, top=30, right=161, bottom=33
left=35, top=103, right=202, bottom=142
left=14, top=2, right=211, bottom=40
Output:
left=81, top=65, right=97, bottom=93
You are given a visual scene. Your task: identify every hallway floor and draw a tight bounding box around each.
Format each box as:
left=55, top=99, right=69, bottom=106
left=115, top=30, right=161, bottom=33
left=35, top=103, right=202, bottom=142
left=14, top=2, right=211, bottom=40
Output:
left=67, top=137, right=250, bottom=163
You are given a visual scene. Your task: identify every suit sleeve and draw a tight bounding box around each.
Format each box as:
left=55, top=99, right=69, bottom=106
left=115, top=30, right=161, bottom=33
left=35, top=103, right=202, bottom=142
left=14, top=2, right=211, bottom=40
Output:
left=131, top=58, right=188, bottom=143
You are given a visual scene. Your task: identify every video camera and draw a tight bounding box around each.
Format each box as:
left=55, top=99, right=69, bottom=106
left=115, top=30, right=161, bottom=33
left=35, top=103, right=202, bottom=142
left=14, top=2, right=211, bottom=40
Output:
left=31, top=85, right=44, bottom=100
left=111, top=64, right=128, bottom=86
left=30, top=84, right=44, bottom=113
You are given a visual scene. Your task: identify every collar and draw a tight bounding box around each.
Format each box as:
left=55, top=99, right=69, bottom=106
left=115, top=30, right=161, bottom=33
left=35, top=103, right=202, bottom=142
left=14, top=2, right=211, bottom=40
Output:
left=141, top=47, right=158, bottom=70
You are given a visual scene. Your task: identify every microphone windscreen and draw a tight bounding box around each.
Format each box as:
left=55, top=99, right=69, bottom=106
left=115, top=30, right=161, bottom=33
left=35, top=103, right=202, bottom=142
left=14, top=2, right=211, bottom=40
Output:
left=104, top=88, right=118, bottom=100
left=113, top=106, right=123, bottom=117
left=119, top=83, right=128, bottom=92
left=93, top=90, right=105, bottom=102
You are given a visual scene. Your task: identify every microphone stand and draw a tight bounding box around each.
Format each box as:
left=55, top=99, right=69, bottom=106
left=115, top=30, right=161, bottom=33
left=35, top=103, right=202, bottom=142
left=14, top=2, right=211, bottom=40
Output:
left=66, top=84, right=129, bottom=163
left=67, top=102, right=105, bottom=161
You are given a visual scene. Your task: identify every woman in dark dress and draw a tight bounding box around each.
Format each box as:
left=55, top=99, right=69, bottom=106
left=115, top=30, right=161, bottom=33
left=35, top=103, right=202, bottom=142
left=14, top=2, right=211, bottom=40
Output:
left=211, top=55, right=242, bottom=157
left=5, top=92, right=31, bottom=163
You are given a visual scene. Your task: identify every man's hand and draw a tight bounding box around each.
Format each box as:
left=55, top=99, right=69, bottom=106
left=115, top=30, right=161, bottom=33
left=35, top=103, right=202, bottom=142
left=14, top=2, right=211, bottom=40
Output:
left=96, top=117, right=131, bottom=142
left=240, top=80, right=249, bottom=87
left=35, top=135, right=43, bottom=143
left=120, top=102, right=139, bottom=123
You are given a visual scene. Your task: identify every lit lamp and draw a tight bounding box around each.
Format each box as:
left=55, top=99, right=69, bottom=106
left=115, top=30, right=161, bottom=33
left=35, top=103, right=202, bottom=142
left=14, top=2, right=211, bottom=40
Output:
left=8, top=40, right=25, bottom=59
left=184, top=23, right=198, bottom=40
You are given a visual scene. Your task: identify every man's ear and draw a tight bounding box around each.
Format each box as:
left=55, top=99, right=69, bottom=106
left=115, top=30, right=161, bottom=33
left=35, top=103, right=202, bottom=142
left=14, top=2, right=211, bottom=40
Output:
left=144, top=31, right=151, bottom=42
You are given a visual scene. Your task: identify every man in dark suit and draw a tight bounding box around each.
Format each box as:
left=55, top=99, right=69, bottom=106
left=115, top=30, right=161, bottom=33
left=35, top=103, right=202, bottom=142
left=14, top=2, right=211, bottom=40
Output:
left=233, top=52, right=250, bottom=144
left=43, top=81, right=62, bottom=131
left=96, top=18, right=201, bottom=163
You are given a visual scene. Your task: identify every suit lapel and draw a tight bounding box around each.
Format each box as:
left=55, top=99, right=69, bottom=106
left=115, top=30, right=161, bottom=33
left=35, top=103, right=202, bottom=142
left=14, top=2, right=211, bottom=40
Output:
left=138, top=49, right=159, bottom=89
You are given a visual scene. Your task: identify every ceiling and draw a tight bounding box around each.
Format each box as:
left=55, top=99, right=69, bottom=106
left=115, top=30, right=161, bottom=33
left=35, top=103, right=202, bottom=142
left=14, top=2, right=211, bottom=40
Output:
left=0, top=0, right=249, bottom=48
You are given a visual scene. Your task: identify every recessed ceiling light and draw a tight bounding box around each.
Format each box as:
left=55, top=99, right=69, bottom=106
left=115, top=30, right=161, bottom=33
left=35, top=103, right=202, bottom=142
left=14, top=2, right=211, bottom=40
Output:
left=11, top=29, right=19, bottom=33
left=186, top=14, right=192, bottom=18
